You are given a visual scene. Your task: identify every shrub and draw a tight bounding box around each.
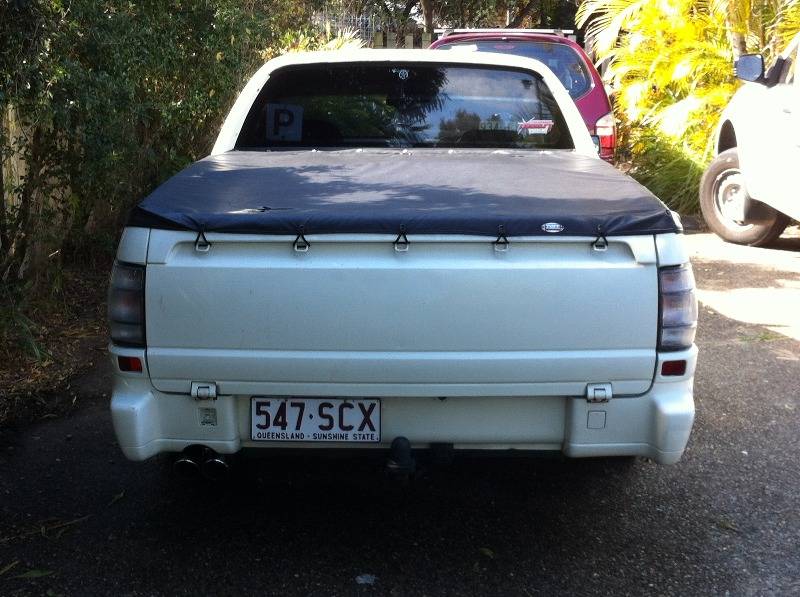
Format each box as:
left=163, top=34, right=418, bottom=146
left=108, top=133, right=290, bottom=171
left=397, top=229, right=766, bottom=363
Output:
left=0, top=0, right=306, bottom=287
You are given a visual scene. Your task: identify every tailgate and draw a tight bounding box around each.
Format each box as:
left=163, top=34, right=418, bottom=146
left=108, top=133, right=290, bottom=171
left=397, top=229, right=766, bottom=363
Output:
left=144, top=231, right=658, bottom=397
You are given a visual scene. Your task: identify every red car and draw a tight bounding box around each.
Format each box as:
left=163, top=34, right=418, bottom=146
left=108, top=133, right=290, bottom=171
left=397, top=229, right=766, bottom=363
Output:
left=430, top=29, right=615, bottom=160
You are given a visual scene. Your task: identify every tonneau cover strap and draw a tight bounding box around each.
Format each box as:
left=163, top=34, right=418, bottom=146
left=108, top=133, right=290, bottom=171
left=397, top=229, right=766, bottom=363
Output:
left=493, top=225, right=509, bottom=252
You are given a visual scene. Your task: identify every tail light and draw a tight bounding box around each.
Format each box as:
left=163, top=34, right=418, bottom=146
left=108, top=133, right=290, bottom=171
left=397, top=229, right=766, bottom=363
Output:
left=108, top=261, right=146, bottom=346
left=594, top=112, right=616, bottom=161
left=658, top=264, right=698, bottom=351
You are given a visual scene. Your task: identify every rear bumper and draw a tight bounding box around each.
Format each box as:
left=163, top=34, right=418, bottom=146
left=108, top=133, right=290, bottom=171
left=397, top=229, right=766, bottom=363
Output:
left=110, top=346, right=696, bottom=465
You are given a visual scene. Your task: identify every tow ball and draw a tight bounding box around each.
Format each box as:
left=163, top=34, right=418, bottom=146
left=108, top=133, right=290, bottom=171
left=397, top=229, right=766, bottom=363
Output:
left=386, top=436, right=415, bottom=477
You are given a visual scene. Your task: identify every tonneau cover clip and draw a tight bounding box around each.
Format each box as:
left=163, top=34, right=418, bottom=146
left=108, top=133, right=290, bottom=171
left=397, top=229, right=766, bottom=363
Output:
left=592, top=226, right=608, bottom=252
left=293, top=226, right=310, bottom=252
left=493, top=225, right=509, bottom=252
left=194, top=229, right=211, bottom=253
left=394, top=225, right=410, bottom=252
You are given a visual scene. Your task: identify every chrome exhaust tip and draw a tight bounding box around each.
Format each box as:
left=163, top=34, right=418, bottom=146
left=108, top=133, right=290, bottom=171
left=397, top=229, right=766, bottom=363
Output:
left=173, top=456, right=201, bottom=479
left=201, top=453, right=230, bottom=481
left=172, top=444, right=208, bottom=479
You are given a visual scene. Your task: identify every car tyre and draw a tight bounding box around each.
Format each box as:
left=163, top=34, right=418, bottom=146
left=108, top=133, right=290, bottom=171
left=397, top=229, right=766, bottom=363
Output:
left=699, top=148, right=789, bottom=246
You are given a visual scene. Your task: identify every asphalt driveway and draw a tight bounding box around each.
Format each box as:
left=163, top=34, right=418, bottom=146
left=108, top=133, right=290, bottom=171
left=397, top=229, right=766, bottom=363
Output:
left=1, top=231, right=799, bottom=596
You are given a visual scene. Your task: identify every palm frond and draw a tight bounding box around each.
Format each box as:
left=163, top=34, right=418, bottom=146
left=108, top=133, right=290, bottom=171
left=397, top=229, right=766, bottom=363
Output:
left=576, top=0, right=651, bottom=58
left=770, top=0, right=800, bottom=50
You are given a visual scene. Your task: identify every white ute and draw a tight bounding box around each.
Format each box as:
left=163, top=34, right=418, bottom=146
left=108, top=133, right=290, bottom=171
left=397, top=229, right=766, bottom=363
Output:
left=109, top=50, right=698, bottom=477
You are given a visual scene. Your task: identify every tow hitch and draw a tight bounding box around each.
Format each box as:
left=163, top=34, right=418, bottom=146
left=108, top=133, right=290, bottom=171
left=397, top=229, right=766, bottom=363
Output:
left=386, top=436, right=415, bottom=477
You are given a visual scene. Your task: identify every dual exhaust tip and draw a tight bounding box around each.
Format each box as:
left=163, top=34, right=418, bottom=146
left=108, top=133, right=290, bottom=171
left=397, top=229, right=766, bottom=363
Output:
left=174, top=436, right=434, bottom=481
left=173, top=445, right=229, bottom=481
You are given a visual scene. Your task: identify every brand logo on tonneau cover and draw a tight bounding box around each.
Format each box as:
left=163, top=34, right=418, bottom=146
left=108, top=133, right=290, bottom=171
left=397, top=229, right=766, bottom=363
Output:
left=541, top=222, right=564, bottom=233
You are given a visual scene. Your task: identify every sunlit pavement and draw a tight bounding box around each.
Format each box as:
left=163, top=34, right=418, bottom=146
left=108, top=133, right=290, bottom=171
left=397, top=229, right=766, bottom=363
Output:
left=687, top=227, right=800, bottom=342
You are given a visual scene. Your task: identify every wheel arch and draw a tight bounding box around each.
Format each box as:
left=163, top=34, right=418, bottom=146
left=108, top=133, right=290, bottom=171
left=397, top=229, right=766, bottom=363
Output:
left=717, top=120, right=737, bottom=153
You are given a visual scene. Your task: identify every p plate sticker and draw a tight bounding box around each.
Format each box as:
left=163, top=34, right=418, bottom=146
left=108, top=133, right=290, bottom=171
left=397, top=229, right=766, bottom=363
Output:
left=518, top=119, right=554, bottom=135
left=266, top=103, right=303, bottom=142
left=542, top=222, right=564, bottom=233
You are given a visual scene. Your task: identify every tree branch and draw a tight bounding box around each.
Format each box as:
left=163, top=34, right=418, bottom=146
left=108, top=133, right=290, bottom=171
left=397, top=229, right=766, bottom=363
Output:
left=419, top=0, right=434, bottom=32
left=402, top=0, right=416, bottom=21
left=508, top=0, right=538, bottom=28
left=0, top=111, right=7, bottom=257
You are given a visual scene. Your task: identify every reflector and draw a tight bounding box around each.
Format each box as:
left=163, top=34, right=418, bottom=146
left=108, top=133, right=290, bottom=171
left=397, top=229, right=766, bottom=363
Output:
left=118, top=356, right=143, bottom=373
left=661, top=360, right=687, bottom=376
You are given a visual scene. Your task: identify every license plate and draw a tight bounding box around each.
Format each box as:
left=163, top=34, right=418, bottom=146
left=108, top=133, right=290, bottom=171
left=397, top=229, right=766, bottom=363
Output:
left=250, top=397, right=380, bottom=442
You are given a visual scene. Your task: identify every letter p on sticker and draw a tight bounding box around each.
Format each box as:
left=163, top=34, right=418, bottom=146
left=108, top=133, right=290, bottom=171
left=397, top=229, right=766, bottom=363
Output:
left=267, top=103, right=303, bottom=142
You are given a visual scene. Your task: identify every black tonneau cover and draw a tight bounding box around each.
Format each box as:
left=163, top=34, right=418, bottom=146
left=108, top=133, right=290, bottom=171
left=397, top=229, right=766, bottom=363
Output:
left=128, top=149, right=680, bottom=237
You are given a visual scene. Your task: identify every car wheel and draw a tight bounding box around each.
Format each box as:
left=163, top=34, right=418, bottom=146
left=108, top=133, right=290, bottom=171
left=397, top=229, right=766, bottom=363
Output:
left=699, top=148, right=789, bottom=246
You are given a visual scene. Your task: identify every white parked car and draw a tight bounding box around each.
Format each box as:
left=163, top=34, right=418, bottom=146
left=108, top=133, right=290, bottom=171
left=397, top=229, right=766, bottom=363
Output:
left=108, top=50, right=698, bottom=479
left=700, top=33, right=800, bottom=246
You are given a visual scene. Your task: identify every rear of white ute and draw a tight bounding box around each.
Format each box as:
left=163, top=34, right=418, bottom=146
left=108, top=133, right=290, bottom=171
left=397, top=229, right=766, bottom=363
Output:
left=109, top=229, right=697, bottom=467
left=108, top=51, right=697, bottom=472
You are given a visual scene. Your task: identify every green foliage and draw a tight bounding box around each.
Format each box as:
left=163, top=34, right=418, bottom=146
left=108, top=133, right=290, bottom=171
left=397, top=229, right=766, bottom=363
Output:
left=278, top=26, right=366, bottom=52
left=0, top=282, right=49, bottom=360
left=624, top=133, right=705, bottom=214
left=577, top=0, right=800, bottom=213
left=1, top=1, right=304, bottom=282
left=322, top=0, right=575, bottom=35
left=774, top=0, right=800, bottom=48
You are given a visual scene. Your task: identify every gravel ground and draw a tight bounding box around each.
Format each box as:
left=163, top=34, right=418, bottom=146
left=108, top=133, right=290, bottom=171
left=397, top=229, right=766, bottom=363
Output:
left=0, top=232, right=798, bottom=597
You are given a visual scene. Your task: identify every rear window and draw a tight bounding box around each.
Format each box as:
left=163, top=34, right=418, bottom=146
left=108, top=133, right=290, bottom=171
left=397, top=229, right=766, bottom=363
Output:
left=236, top=63, right=574, bottom=150
left=436, top=41, right=593, bottom=99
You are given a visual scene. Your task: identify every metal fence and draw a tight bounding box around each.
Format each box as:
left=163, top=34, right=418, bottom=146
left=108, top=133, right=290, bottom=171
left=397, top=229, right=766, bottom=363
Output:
left=310, top=8, right=434, bottom=48
left=310, top=9, right=385, bottom=44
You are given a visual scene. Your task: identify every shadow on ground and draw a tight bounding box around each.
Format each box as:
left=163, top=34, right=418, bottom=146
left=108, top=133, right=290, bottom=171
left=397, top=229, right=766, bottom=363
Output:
left=771, top=235, right=800, bottom=253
